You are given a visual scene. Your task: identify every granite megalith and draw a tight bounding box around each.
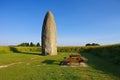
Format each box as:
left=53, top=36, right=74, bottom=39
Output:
left=41, top=11, right=57, bottom=55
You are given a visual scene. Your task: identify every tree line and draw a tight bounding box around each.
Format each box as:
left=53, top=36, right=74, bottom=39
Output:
left=85, top=43, right=100, bottom=46
left=18, top=42, right=40, bottom=47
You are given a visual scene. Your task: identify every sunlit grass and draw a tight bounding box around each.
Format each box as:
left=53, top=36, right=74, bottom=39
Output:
left=0, top=51, right=120, bottom=80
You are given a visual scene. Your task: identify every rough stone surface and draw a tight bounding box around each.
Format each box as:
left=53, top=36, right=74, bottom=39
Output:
left=41, top=11, right=57, bottom=55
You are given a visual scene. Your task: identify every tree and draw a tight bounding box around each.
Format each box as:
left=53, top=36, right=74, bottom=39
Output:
left=25, top=43, right=29, bottom=46
left=36, top=42, right=40, bottom=46
left=92, top=43, right=100, bottom=46
left=30, top=42, right=35, bottom=47
left=85, top=43, right=100, bottom=46
left=86, top=43, right=91, bottom=46
left=18, top=42, right=29, bottom=46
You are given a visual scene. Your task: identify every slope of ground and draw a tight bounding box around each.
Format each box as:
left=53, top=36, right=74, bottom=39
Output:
left=0, top=51, right=119, bottom=80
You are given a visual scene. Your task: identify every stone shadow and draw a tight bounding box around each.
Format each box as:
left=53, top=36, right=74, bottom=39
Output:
left=42, top=59, right=59, bottom=65
left=9, top=47, right=41, bottom=56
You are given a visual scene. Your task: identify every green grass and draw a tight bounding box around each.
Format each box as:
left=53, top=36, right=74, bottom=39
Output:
left=0, top=51, right=120, bottom=80
left=82, top=44, right=120, bottom=65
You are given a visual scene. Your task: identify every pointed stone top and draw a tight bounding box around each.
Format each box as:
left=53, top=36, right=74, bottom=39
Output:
left=45, top=11, right=54, bottom=17
left=44, top=11, right=55, bottom=23
left=47, top=10, right=52, bottom=14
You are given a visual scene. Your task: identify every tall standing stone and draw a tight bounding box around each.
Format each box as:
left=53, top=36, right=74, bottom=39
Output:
left=41, top=11, right=57, bottom=55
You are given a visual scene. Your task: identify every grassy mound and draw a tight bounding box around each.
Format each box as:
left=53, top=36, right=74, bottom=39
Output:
left=1, top=44, right=120, bottom=65
left=83, top=44, right=120, bottom=65
left=0, top=52, right=119, bottom=79
left=0, top=45, right=120, bottom=80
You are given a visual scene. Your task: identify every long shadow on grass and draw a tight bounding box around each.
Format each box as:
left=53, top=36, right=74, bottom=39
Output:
left=42, top=59, right=60, bottom=65
left=10, top=47, right=41, bottom=56
left=80, top=52, right=120, bottom=78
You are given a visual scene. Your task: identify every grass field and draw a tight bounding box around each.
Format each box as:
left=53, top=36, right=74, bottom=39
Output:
left=0, top=49, right=120, bottom=80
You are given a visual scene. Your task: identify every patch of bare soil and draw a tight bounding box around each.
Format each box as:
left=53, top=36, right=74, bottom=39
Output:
left=0, top=62, right=23, bottom=69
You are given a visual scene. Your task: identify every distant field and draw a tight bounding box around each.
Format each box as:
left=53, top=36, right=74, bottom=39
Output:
left=0, top=46, right=120, bottom=80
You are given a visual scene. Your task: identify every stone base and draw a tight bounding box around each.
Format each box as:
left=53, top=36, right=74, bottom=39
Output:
left=61, top=62, right=88, bottom=67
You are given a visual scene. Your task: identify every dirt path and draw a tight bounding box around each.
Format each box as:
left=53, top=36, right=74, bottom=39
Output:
left=0, top=57, right=39, bottom=69
left=0, top=62, right=23, bottom=69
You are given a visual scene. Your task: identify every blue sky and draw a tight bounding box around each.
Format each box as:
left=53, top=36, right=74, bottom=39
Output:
left=0, top=0, right=120, bottom=46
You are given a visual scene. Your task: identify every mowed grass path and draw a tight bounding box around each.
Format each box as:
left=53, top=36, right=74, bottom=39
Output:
left=0, top=51, right=120, bottom=80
